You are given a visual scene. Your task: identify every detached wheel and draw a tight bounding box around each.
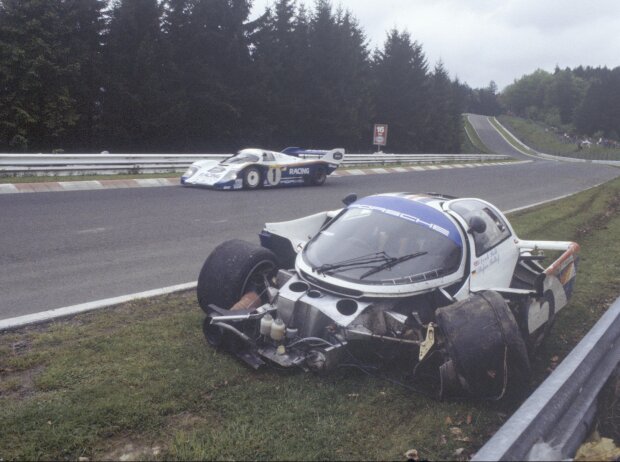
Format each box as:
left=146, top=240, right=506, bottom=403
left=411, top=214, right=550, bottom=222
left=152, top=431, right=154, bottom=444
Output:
left=309, top=166, right=327, bottom=186
left=242, top=167, right=263, bottom=189
left=197, top=239, right=278, bottom=314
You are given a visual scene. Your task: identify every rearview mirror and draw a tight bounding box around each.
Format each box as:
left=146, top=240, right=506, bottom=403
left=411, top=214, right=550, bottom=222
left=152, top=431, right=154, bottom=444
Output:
left=342, top=193, right=357, bottom=206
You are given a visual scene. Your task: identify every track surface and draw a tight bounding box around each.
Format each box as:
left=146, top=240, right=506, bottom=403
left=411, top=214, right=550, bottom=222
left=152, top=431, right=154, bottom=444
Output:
left=467, top=114, right=533, bottom=159
left=1, top=119, right=619, bottom=320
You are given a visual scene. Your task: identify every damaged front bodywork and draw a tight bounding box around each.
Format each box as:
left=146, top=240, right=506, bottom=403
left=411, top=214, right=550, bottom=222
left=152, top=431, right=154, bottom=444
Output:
left=197, top=193, right=579, bottom=400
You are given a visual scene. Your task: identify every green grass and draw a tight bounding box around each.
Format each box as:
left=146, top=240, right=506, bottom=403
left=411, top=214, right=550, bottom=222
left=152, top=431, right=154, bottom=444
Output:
left=498, top=115, right=620, bottom=161
left=2, top=178, right=620, bottom=460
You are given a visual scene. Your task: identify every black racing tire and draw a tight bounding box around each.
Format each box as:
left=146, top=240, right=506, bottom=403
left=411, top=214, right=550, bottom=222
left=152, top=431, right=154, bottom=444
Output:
left=436, top=291, right=531, bottom=401
left=197, top=239, right=278, bottom=314
left=242, top=166, right=263, bottom=189
left=309, top=166, right=327, bottom=186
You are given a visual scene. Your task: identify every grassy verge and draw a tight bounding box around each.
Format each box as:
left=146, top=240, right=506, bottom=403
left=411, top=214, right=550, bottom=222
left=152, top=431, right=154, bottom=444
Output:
left=2, top=178, right=620, bottom=460
left=498, top=115, right=620, bottom=161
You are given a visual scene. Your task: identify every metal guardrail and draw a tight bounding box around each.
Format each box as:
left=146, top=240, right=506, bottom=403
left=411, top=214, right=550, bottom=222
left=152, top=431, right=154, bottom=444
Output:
left=0, top=153, right=511, bottom=176
left=473, top=296, right=620, bottom=461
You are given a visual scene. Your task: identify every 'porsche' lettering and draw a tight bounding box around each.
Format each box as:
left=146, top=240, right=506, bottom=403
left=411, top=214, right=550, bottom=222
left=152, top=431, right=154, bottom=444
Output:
left=288, top=167, right=310, bottom=175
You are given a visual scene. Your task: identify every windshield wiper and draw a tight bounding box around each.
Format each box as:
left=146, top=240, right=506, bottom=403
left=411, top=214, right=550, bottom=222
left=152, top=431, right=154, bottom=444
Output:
left=315, top=251, right=392, bottom=274
left=359, top=251, right=428, bottom=279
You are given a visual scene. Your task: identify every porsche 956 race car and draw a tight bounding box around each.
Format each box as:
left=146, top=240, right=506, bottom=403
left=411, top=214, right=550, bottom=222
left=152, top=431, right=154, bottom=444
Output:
left=197, top=192, right=579, bottom=399
left=181, top=147, right=344, bottom=190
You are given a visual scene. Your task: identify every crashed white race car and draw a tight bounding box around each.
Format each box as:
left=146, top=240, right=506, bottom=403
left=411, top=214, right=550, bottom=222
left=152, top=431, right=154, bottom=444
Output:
left=181, top=147, right=344, bottom=190
left=197, top=192, right=579, bottom=399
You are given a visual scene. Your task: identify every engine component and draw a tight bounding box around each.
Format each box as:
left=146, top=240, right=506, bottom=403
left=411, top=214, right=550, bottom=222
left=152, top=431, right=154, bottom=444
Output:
left=260, top=313, right=273, bottom=336
left=270, top=318, right=286, bottom=341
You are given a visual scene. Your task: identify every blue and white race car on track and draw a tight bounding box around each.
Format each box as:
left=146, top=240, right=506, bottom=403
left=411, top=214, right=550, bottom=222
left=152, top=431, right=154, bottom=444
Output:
left=181, top=148, right=345, bottom=190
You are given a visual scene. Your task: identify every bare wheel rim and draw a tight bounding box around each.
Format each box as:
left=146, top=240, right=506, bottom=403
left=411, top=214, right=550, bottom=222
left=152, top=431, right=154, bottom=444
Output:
left=246, top=170, right=261, bottom=187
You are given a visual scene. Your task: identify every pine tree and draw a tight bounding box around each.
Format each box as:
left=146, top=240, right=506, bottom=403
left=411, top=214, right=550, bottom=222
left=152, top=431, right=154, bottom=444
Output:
left=302, top=1, right=371, bottom=149
left=162, top=0, right=253, bottom=151
left=0, top=0, right=78, bottom=151
left=101, top=0, right=173, bottom=152
left=248, top=0, right=301, bottom=147
left=372, top=29, right=430, bottom=152
left=427, top=62, right=454, bottom=153
left=62, top=0, right=107, bottom=151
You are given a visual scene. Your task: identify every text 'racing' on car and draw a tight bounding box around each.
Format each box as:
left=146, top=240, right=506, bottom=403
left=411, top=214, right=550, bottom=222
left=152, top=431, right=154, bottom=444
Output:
left=181, top=147, right=344, bottom=190
left=196, top=192, right=579, bottom=400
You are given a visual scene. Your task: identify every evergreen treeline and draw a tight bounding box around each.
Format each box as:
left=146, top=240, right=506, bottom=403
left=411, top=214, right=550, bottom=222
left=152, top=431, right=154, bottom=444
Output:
left=0, top=0, right=471, bottom=154
left=501, top=66, right=620, bottom=140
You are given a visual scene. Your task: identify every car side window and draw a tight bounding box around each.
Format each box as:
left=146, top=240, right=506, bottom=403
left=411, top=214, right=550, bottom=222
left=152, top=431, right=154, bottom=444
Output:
left=262, top=152, right=275, bottom=162
left=449, top=200, right=511, bottom=256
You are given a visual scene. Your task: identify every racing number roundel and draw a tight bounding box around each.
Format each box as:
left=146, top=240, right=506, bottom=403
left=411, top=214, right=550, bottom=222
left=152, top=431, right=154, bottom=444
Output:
left=266, top=167, right=282, bottom=186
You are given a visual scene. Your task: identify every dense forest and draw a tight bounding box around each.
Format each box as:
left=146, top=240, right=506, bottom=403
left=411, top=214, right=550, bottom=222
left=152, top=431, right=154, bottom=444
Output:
left=501, top=66, right=620, bottom=141
left=0, top=0, right=493, bottom=154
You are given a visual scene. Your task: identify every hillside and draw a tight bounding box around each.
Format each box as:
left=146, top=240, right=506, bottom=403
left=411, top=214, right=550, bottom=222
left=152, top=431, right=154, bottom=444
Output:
left=498, top=115, right=620, bottom=161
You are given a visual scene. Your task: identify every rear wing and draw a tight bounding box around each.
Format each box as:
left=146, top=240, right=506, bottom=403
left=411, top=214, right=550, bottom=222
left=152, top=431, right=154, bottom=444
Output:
left=321, top=148, right=345, bottom=165
left=517, top=240, right=580, bottom=298
left=281, top=147, right=345, bottom=165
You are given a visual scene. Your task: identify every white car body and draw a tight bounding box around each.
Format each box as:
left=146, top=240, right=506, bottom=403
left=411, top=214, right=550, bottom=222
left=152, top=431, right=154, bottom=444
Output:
left=181, top=148, right=344, bottom=190
left=197, top=192, right=579, bottom=399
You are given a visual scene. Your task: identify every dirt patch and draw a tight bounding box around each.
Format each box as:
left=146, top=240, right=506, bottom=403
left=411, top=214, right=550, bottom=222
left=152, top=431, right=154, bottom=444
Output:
left=0, top=335, right=44, bottom=399
left=0, top=364, right=45, bottom=400
left=98, top=435, right=164, bottom=461
left=166, top=411, right=209, bottom=432
left=96, top=413, right=210, bottom=461
left=575, top=191, right=620, bottom=239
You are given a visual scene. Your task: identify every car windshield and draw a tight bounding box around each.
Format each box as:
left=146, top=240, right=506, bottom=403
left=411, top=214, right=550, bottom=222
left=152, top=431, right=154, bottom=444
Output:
left=224, top=153, right=260, bottom=164
left=303, top=202, right=463, bottom=285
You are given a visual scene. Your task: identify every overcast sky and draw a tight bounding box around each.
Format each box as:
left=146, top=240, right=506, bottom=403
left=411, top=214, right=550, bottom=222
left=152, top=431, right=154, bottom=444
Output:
left=250, top=0, right=620, bottom=90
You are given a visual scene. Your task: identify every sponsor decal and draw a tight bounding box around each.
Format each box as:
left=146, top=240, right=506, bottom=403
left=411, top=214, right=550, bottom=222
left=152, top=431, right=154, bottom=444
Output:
left=353, top=204, right=451, bottom=237
left=472, top=248, right=500, bottom=274
left=267, top=167, right=282, bottom=185
left=350, top=195, right=462, bottom=245
left=333, top=152, right=343, bottom=160
left=288, top=167, right=310, bottom=175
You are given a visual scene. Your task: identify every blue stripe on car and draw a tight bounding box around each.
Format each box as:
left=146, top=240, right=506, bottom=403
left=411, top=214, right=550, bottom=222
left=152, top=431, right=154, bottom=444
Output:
left=350, top=195, right=462, bottom=246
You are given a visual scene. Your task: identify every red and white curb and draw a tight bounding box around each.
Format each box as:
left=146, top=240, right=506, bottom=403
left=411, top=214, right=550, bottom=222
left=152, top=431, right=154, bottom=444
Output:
left=0, top=177, right=178, bottom=194
left=330, top=160, right=529, bottom=176
left=0, top=161, right=531, bottom=194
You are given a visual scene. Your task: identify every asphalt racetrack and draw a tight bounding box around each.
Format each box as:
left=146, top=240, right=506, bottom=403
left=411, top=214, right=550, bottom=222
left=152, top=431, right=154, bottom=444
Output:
left=1, top=156, right=618, bottom=321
